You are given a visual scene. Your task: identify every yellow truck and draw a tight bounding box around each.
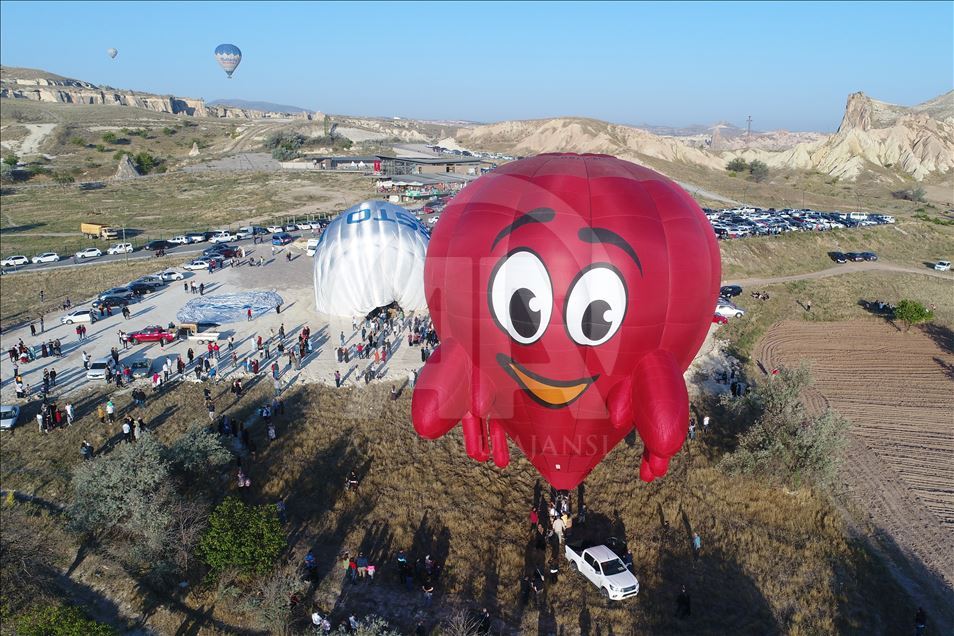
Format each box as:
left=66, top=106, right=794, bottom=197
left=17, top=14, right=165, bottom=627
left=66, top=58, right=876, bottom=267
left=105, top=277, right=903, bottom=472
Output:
left=80, top=223, right=120, bottom=240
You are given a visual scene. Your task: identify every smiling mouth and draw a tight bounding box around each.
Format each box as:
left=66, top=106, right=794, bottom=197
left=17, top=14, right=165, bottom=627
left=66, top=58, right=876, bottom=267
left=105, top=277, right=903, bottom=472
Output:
left=497, top=353, right=597, bottom=409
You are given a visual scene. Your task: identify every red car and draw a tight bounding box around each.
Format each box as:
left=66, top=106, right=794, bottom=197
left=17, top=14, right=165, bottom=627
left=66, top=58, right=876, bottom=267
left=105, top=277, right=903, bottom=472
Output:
left=712, top=314, right=728, bottom=325
left=123, top=325, right=177, bottom=345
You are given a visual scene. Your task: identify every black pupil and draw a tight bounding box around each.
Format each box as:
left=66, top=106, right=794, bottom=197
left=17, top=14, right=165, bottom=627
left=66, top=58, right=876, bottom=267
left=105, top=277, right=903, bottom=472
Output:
left=582, top=300, right=612, bottom=341
left=510, top=288, right=540, bottom=338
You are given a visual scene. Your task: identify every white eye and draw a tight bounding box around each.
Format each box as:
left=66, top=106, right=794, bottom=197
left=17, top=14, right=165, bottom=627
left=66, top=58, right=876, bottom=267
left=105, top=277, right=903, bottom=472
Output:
left=489, top=250, right=552, bottom=344
left=565, top=265, right=628, bottom=346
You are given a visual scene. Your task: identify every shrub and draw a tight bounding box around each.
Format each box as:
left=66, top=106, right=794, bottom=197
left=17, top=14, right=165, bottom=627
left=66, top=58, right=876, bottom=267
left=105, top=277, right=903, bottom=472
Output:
left=265, top=131, right=306, bottom=161
left=748, top=159, right=769, bottom=182
left=726, top=157, right=747, bottom=172
left=199, top=497, right=285, bottom=576
left=892, top=186, right=926, bottom=202
left=166, top=426, right=232, bottom=479
left=162, top=127, right=177, bottom=136
left=70, top=137, right=85, bottom=146
left=53, top=173, right=76, bottom=184
left=95, top=144, right=107, bottom=153
left=113, top=150, right=130, bottom=161
left=14, top=603, right=115, bottom=636
left=721, top=365, right=848, bottom=489
left=132, top=152, right=162, bottom=174
left=2, top=153, right=19, bottom=167
left=101, top=132, right=117, bottom=144
left=893, top=299, right=933, bottom=331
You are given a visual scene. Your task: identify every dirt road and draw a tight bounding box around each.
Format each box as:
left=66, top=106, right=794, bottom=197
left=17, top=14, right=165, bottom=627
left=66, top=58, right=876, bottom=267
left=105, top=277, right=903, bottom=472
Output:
left=726, top=260, right=952, bottom=288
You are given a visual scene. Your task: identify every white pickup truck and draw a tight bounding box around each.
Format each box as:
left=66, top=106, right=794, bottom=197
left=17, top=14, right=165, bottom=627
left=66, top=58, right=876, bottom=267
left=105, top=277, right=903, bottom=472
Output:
left=565, top=540, right=639, bottom=600
left=177, top=322, right=223, bottom=345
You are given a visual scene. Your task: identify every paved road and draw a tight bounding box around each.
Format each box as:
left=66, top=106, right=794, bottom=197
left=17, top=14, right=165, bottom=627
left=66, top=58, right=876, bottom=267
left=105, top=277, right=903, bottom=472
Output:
left=0, top=235, right=298, bottom=275
left=726, top=260, right=952, bottom=288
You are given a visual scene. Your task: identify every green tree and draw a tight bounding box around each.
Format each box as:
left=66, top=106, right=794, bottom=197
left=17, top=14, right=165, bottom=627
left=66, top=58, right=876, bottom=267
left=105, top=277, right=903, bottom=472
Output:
left=748, top=159, right=769, bottom=182
left=726, top=157, right=748, bottom=172
left=199, top=497, right=286, bottom=576
left=101, top=132, right=117, bottom=144
left=166, top=426, right=232, bottom=479
left=893, top=299, right=933, bottom=331
left=132, top=152, right=162, bottom=174
left=14, top=604, right=115, bottom=636
left=721, top=365, right=848, bottom=489
left=2, top=153, right=19, bottom=167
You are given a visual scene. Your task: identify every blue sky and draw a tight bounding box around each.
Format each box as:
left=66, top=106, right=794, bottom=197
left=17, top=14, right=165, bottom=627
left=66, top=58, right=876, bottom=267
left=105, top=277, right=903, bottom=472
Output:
left=1, top=1, right=951, bottom=131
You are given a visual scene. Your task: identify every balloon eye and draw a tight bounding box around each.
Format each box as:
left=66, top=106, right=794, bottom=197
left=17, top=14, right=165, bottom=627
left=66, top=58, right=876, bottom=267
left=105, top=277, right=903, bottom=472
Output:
left=490, top=250, right=552, bottom=344
left=565, top=265, right=627, bottom=346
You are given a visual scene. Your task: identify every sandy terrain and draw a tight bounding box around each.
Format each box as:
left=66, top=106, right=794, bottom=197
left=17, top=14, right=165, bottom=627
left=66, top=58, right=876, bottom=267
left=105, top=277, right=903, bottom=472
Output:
left=1, top=122, right=56, bottom=155
left=754, top=320, right=954, bottom=618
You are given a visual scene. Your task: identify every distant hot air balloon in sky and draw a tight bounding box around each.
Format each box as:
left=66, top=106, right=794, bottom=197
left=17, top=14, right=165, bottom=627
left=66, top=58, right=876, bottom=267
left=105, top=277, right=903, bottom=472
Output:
left=107, top=48, right=118, bottom=59
left=214, top=43, right=242, bottom=78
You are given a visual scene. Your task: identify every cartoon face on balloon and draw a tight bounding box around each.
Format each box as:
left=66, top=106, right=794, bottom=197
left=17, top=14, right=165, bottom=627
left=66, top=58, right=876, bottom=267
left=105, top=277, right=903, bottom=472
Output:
left=411, top=154, right=721, bottom=490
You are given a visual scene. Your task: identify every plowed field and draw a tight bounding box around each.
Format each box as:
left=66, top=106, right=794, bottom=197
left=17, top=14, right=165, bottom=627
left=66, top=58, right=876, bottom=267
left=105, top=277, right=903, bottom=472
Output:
left=755, top=320, right=954, bottom=593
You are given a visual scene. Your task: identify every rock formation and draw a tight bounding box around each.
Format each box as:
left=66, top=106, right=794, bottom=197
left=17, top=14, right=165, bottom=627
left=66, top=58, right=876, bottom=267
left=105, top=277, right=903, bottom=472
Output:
left=189, top=142, right=200, bottom=157
left=113, top=154, right=141, bottom=180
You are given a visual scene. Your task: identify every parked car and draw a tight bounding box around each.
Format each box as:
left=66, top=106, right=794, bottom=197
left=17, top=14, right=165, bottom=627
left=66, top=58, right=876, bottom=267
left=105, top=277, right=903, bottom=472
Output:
left=61, top=309, right=97, bottom=325
left=210, top=230, right=237, bottom=243
left=283, top=224, right=299, bottom=232
left=272, top=232, right=294, bottom=246
left=107, top=243, right=134, bottom=255
left=1, top=255, right=30, bottom=268
left=844, top=252, right=865, bottom=262
left=92, top=295, right=131, bottom=310
left=712, top=314, right=728, bottom=325
left=861, top=252, right=878, bottom=261
left=186, top=232, right=209, bottom=243
left=132, top=275, right=165, bottom=287
left=183, top=259, right=212, bottom=270
left=31, top=252, right=60, bottom=264
left=167, top=236, right=191, bottom=245
left=99, top=287, right=134, bottom=300
left=123, top=325, right=177, bottom=345
left=266, top=225, right=284, bottom=233
left=715, top=301, right=746, bottom=318
left=75, top=248, right=103, bottom=259
left=830, top=251, right=848, bottom=264
left=719, top=285, right=742, bottom=298
left=296, top=222, right=312, bottom=230
left=144, top=240, right=174, bottom=251
left=129, top=358, right=154, bottom=379
left=127, top=282, right=158, bottom=296
left=306, top=238, right=320, bottom=256
left=86, top=357, right=116, bottom=380
left=565, top=541, right=639, bottom=600
left=159, top=269, right=185, bottom=281
left=0, top=404, right=21, bottom=430
left=935, top=260, right=951, bottom=271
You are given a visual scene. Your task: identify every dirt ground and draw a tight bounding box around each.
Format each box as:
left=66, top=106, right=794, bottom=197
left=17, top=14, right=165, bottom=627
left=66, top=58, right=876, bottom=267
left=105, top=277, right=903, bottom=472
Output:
left=754, top=320, right=954, bottom=626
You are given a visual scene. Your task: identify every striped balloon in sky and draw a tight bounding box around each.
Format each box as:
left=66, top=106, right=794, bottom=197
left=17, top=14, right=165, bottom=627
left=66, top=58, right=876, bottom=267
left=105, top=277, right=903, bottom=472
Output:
left=214, top=43, right=242, bottom=78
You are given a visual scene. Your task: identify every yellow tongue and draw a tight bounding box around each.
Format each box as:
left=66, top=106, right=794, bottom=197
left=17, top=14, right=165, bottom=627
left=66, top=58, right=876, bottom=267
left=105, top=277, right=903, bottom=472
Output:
left=508, top=362, right=590, bottom=406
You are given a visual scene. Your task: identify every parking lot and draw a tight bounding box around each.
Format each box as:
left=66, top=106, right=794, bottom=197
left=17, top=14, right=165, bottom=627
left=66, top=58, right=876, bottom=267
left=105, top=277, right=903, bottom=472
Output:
left=705, top=207, right=895, bottom=239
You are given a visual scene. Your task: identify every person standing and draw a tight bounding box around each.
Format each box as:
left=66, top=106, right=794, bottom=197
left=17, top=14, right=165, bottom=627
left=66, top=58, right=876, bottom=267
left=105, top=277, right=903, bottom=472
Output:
left=122, top=419, right=132, bottom=443
left=552, top=515, right=565, bottom=544
left=702, top=415, right=710, bottom=434
left=692, top=532, right=702, bottom=559
left=688, top=419, right=696, bottom=441
left=106, top=399, right=115, bottom=422
left=49, top=367, right=56, bottom=387
left=676, top=585, right=691, bottom=618
left=915, top=607, right=927, bottom=635
left=334, top=370, right=341, bottom=388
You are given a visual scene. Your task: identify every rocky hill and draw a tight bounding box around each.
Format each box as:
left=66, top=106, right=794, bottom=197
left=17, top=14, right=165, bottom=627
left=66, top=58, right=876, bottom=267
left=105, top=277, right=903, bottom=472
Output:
left=455, top=91, right=953, bottom=181
left=725, top=91, right=954, bottom=180
left=0, top=66, right=315, bottom=120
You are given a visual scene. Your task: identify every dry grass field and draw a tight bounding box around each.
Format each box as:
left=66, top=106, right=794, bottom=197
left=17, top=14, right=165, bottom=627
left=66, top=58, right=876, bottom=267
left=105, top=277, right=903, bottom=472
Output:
left=0, top=374, right=921, bottom=635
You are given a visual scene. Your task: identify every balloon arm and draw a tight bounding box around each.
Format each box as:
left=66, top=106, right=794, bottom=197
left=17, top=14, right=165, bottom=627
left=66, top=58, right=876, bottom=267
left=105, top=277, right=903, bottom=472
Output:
left=411, top=340, right=470, bottom=439
left=620, top=350, right=689, bottom=482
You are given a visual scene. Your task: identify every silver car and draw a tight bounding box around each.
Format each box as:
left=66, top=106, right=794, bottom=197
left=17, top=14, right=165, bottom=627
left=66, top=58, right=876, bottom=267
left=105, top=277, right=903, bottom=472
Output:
left=86, top=357, right=116, bottom=380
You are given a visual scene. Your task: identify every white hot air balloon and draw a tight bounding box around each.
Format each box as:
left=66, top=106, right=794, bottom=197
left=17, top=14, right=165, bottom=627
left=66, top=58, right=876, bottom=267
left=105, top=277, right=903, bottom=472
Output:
left=107, top=48, right=118, bottom=59
left=314, top=200, right=430, bottom=316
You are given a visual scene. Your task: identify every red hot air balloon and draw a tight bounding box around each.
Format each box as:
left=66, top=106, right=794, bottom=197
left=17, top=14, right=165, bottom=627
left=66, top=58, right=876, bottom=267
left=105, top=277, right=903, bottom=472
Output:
left=411, top=153, right=721, bottom=490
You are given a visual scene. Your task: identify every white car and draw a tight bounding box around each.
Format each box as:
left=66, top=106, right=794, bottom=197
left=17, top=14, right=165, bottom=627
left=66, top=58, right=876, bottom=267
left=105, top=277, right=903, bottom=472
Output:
left=565, top=542, right=639, bottom=600
left=306, top=238, right=320, bottom=256
left=210, top=231, right=237, bottom=243
left=0, top=405, right=20, bottom=430
left=61, top=309, right=97, bottom=324
left=186, top=232, right=208, bottom=243
left=266, top=225, right=283, bottom=233
left=86, top=357, right=116, bottom=381
left=32, top=252, right=60, bottom=264
left=935, top=260, right=951, bottom=272
left=107, top=243, right=134, bottom=255
left=168, top=235, right=191, bottom=245
left=159, top=269, right=185, bottom=281
left=1, top=255, right=29, bottom=268
left=297, top=222, right=312, bottom=230
left=236, top=226, right=253, bottom=239
left=715, top=302, right=746, bottom=318
left=183, top=259, right=211, bottom=270
left=283, top=224, right=298, bottom=232
left=75, top=248, right=103, bottom=259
